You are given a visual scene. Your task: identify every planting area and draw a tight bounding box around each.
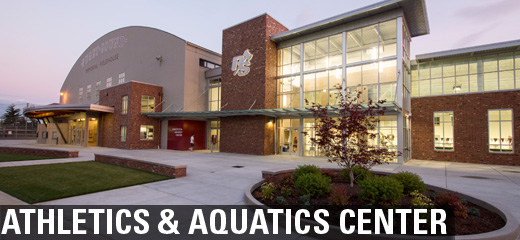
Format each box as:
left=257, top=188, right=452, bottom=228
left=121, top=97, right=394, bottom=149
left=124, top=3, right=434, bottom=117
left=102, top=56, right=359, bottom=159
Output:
left=0, top=161, right=171, bottom=203
left=253, top=165, right=505, bottom=236
left=0, top=153, right=62, bottom=162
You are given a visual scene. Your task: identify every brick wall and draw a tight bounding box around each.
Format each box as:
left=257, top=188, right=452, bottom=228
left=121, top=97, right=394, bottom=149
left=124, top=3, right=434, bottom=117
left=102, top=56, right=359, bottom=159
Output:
left=99, top=81, right=162, bottom=149
left=220, top=116, right=275, bottom=155
left=0, top=147, right=79, bottom=158
left=220, top=14, right=287, bottom=155
left=95, top=154, right=186, bottom=178
left=411, top=91, right=520, bottom=165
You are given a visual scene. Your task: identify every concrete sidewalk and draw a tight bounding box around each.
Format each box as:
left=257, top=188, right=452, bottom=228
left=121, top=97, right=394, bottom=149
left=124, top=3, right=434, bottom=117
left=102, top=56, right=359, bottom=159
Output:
left=0, top=140, right=519, bottom=227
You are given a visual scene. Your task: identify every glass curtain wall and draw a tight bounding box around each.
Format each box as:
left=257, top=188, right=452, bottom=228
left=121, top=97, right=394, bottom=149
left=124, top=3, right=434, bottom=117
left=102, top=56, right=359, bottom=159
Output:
left=411, top=52, right=520, bottom=97
left=277, top=19, right=399, bottom=108
left=276, top=18, right=406, bottom=162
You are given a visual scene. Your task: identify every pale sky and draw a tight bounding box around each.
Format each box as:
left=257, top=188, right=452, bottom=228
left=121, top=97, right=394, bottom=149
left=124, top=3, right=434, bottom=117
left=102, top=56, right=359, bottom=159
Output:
left=1, top=0, right=519, bottom=114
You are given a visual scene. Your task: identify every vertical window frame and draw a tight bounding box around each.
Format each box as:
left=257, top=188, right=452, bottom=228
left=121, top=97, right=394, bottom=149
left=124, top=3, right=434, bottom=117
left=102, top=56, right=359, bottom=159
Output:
left=434, top=111, right=454, bottom=151
left=120, top=125, right=127, bottom=142
left=488, top=109, right=514, bottom=153
left=121, top=95, right=128, bottom=115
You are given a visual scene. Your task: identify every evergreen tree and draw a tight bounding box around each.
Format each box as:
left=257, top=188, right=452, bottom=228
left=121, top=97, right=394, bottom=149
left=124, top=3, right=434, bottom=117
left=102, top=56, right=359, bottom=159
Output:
left=2, top=104, right=22, bottom=125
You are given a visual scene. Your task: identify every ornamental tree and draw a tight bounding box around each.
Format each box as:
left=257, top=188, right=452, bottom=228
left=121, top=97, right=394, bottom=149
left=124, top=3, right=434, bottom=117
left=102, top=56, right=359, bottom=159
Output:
left=307, top=90, right=400, bottom=187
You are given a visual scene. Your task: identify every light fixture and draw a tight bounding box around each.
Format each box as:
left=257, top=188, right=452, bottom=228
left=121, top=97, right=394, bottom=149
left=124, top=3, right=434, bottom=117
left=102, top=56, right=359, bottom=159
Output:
left=60, top=92, right=64, bottom=96
left=155, top=55, right=163, bottom=63
left=453, top=85, right=461, bottom=91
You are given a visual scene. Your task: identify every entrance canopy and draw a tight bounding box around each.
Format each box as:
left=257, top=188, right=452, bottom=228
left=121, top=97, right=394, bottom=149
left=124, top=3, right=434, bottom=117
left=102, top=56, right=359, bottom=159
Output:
left=23, top=104, right=114, bottom=119
left=144, top=102, right=399, bottom=120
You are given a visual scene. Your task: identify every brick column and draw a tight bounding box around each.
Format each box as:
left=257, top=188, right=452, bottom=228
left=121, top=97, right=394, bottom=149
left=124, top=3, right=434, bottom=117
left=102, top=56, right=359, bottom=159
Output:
left=220, top=14, right=287, bottom=155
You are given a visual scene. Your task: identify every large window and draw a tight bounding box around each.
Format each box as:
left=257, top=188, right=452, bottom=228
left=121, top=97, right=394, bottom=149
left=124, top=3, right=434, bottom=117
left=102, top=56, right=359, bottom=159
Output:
left=86, top=85, right=91, bottom=101
left=118, top=72, right=125, bottom=84
left=412, top=52, right=520, bottom=97
left=434, top=112, right=454, bottom=151
left=277, top=19, right=398, bottom=108
left=208, top=78, right=221, bottom=111
left=121, top=95, right=128, bottom=114
left=488, top=109, right=513, bottom=153
left=120, top=126, right=127, bottom=142
left=140, top=125, right=154, bottom=140
left=303, top=70, right=342, bottom=107
left=278, top=76, right=301, bottom=108
left=141, top=96, right=155, bottom=113
left=79, top=87, right=83, bottom=102
left=95, top=81, right=101, bottom=101
left=277, top=44, right=301, bottom=76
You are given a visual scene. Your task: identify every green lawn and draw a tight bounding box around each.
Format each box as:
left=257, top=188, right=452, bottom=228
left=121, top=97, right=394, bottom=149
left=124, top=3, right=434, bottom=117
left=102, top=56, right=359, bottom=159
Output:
left=0, top=161, right=172, bottom=203
left=0, top=153, right=63, bottom=162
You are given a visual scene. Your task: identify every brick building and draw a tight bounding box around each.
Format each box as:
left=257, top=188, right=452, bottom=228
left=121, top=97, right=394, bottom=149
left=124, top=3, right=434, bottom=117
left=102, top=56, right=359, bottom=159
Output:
left=24, top=0, right=520, bottom=165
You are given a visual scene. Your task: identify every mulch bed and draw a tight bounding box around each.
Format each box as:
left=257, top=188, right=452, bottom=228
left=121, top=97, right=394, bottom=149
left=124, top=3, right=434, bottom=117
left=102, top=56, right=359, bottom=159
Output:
left=253, top=179, right=505, bottom=236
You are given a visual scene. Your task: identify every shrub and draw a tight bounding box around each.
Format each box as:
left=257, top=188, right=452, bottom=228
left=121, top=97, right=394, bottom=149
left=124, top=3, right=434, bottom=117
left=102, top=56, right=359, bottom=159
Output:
left=260, top=182, right=276, bottom=200
left=293, top=165, right=321, bottom=181
left=359, top=175, right=403, bottom=204
left=328, top=185, right=350, bottom=205
left=281, top=187, right=292, bottom=197
left=299, top=195, right=311, bottom=205
left=410, top=190, right=433, bottom=206
left=276, top=196, right=286, bottom=205
left=280, top=175, right=294, bottom=188
left=391, top=171, right=426, bottom=194
left=340, top=166, right=372, bottom=183
left=434, top=191, right=468, bottom=219
left=294, top=173, right=331, bottom=198
left=467, top=207, right=480, bottom=217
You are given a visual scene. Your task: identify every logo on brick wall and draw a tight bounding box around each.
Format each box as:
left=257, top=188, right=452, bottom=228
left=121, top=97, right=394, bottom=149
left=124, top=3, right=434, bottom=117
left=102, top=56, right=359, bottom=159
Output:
left=231, top=49, right=253, bottom=77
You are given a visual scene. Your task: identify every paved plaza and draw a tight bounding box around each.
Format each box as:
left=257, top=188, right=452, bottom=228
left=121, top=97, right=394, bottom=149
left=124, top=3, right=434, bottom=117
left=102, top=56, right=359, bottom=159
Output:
left=0, top=140, right=519, bottom=230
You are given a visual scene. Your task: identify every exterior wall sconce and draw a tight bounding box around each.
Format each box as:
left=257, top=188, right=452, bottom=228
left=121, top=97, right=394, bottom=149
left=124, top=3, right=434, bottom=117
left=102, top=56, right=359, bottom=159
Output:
left=155, top=55, right=163, bottom=63
left=453, top=85, right=461, bottom=91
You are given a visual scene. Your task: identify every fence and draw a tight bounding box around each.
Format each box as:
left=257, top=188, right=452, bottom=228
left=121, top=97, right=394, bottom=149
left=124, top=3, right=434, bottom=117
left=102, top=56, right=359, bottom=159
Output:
left=0, top=123, right=37, bottom=139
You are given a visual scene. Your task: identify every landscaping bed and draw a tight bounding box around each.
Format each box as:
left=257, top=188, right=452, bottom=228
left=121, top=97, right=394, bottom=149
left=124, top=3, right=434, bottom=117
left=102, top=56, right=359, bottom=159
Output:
left=252, top=165, right=506, bottom=236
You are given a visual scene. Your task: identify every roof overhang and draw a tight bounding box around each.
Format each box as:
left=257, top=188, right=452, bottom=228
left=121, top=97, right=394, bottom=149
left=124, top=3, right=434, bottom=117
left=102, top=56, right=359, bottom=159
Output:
left=23, top=104, right=114, bottom=118
left=271, top=0, right=429, bottom=43
left=415, top=39, right=520, bottom=63
left=144, top=103, right=399, bottom=120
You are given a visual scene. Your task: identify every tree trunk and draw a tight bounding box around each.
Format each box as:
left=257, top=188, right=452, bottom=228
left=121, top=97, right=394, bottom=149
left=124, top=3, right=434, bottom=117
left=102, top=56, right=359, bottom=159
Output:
left=349, top=168, right=354, bottom=188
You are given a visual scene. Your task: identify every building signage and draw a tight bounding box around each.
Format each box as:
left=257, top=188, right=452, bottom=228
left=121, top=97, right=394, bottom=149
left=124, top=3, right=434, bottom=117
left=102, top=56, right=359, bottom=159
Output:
left=85, top=54, right=119, bottom=73
left=172, top=128, right=182, bottom=137
left=81, top=36, right=127, bottom=68
left=231, top=49, right=253, bottom=76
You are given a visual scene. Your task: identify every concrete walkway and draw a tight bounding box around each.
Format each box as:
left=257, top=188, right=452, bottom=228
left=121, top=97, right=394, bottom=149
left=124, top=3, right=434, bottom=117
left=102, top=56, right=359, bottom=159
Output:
left=0, top=140, right=519, bottom=226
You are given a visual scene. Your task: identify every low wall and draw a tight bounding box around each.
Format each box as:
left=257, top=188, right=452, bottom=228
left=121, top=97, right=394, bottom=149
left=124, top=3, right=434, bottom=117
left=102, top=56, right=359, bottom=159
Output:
left=0, top=146, right=79, bottom=158
left=94, top=154, right=186, bottom=178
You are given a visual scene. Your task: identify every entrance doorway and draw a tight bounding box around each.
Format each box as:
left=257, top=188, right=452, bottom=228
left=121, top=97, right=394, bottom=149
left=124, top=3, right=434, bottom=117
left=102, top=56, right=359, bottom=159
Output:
left=69, top=119, right=86, bottom=146
left=281, top=127, right=299, bottom=155
left=87, top=118, right=98, bottom=146
left=208, top=120, right=220, bottom=152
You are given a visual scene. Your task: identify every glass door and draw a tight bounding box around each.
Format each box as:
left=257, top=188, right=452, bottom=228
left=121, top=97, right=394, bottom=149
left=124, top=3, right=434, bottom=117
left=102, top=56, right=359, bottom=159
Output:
left=280, top=127, right=299, bottom=155
left=87, top=118, right=98, bottom=146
